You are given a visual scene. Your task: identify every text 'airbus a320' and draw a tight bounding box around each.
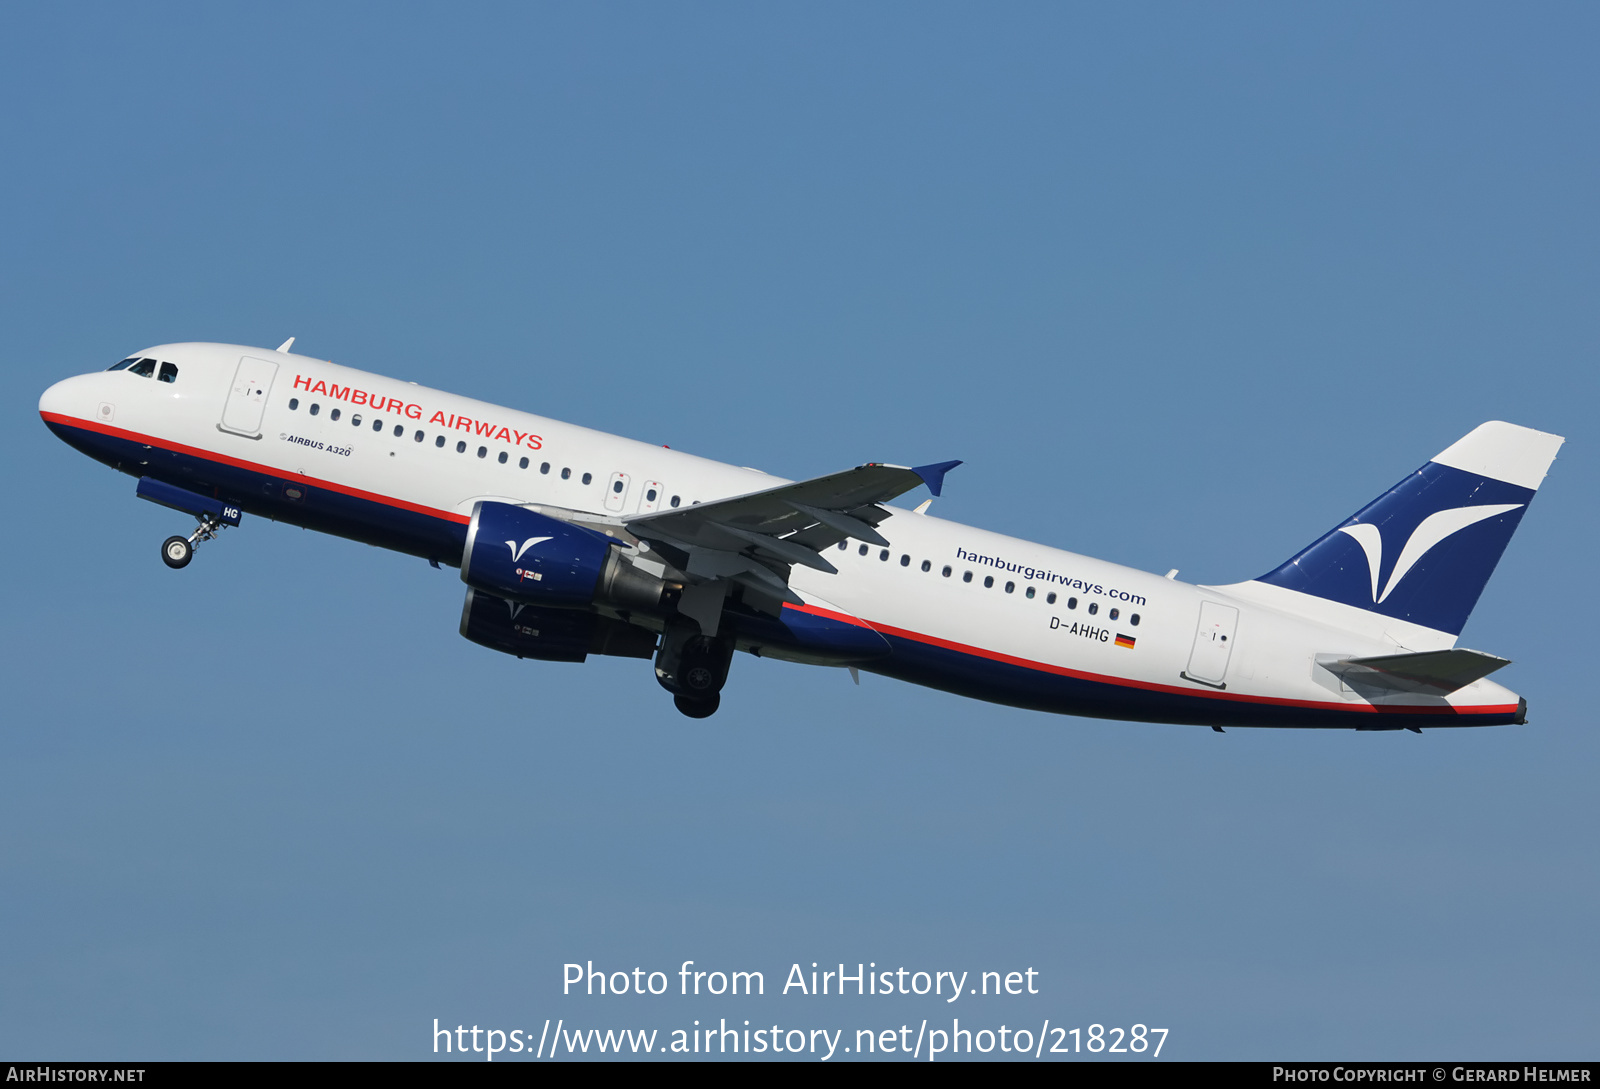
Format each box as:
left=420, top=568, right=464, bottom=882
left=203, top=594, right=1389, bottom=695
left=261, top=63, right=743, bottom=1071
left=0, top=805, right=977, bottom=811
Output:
left=40, top=340, right=1562, bottom=726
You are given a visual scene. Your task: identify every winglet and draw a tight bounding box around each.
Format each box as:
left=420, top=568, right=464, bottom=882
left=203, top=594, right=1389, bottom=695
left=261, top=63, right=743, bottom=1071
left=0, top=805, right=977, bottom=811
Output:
left=911, top=460, right=962, bottom=497
left=275, top=337, right=296, bottom=353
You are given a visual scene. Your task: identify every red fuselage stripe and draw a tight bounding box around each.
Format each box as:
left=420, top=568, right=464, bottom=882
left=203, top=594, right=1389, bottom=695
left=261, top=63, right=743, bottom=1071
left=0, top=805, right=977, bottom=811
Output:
left=45, top=411, right=1517, bottom=720
left=42, top=411, right=471, bottom=524
left=785, top=604, right=1514, bottom=718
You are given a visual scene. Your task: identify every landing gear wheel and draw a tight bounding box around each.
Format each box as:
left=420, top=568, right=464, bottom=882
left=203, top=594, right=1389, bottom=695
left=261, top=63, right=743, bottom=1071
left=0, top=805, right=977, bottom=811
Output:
left=161, top=535, right=193, bottom=569
left=654, top=619, right=735, bottom=711
left=682, top=661, right=719, bottom=695
left=674, top=693, right=720, bottom=719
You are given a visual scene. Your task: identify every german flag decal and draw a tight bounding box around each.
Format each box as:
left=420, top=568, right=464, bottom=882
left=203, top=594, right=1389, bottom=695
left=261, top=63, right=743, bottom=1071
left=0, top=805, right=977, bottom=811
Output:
left=1114, top=633, right=1136, bottom=649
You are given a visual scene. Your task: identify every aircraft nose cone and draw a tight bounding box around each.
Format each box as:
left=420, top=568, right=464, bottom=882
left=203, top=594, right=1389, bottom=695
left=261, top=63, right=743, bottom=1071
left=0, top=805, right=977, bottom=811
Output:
left=40, top=373, right=111, bottom=430
left=39, top=376, right=78, bottom=419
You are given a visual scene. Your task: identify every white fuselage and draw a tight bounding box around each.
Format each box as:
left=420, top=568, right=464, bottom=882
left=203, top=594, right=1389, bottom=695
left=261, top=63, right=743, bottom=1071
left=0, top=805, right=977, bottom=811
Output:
left=39, top=342, right=1525, bottom=727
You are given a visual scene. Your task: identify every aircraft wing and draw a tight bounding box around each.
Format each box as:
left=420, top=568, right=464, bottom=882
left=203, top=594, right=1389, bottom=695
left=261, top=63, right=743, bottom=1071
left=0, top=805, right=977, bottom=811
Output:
left=1321, top=648, right=1510, bottom=696
left=626, top=460, right=959, bottom=632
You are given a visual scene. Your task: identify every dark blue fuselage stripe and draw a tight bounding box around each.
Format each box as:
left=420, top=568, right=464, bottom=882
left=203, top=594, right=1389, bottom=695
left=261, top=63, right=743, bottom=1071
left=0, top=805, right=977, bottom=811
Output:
left=50, top=418, right=468, bottom=564
left=52, top=419, right=1520, bottom=729
left=863, top=633, right=1517, bottom=727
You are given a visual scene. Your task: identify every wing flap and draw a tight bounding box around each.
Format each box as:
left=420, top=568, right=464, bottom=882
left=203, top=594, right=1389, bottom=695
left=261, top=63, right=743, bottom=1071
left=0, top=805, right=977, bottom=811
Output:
left=625, top=460, right=958, bottom=631
left=628, top=461, right=956, bottom=562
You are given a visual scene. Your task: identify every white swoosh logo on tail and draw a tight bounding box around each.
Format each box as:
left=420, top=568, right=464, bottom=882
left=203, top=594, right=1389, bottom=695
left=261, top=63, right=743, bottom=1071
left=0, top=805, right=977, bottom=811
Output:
left=1337, top=503, right=1523, bottom=604
left=1338, top=522, right=1384, bottom=602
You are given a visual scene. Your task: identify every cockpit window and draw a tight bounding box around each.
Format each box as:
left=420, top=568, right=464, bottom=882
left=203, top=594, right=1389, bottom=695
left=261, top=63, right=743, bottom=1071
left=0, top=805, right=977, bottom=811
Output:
left=158, top=362, right=178, bottom=384
left=127, top=358, right=157, bottom=377
left=107, top=358, right=138, bottom=371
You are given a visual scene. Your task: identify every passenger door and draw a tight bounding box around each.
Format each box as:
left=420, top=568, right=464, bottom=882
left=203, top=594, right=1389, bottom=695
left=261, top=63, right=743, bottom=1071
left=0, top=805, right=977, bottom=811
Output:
left=219, top=356, right=278, bottom=438
left=1184, top=601, right=1238, bottom=687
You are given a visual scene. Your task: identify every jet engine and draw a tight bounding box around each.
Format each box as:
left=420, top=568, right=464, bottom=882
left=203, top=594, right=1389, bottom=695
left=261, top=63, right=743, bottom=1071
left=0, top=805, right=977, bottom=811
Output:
left=460, top=501, right=666, bottom=611
left=459, top=588, right=657, bottom=663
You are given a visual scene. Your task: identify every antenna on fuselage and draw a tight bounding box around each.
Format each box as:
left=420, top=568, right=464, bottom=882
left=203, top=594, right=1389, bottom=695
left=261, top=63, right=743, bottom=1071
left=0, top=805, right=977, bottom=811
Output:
left=275, top=337, right=296, bottom=353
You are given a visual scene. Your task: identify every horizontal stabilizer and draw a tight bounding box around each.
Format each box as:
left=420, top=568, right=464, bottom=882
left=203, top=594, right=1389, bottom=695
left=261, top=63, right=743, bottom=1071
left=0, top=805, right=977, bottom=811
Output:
left=1321, top=648, right=1510, bottom=696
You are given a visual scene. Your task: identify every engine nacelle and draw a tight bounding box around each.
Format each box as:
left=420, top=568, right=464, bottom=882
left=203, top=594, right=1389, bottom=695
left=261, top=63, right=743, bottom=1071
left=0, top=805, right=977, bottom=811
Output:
left=461, top=501, right=665, bottom=611
left=460, top=589, right=657, bottom=662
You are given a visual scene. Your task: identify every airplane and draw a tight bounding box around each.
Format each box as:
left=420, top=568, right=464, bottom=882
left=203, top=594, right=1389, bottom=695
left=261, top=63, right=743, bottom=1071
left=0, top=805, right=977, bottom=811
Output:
left=39, top=340, right=1563, bottom=727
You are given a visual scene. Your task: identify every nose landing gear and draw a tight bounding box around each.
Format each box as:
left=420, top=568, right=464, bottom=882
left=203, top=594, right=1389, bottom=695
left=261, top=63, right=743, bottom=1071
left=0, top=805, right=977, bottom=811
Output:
left=160, top=511, right=229, bottom=570
left=161, top=536, right=193, bottom=569
left=136, top=479, right=242, bottom=571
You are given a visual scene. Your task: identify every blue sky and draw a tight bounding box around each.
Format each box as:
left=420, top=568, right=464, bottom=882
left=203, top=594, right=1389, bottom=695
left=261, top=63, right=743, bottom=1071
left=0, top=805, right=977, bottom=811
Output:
left=2, top=2, right=1596, bottom=1060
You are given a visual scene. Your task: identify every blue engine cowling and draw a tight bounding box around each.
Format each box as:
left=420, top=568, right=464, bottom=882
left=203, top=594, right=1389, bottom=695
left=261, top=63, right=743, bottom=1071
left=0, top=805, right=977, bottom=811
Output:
left=459, top=589, right=658, bottom=662
left=460, top=501, right=666, bottom=611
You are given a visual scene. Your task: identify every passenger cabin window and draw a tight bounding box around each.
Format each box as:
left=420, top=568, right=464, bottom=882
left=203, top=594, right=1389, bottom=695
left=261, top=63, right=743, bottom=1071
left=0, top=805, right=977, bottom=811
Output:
left=498, top=451, right=508, bottom=464
left=157, top=362, right=178, bottom=383
left=477, top=446, right=487, bottom=459
left=310, top=403, right=320, bottom=416
left=519, top=457, right=528, bottom=468
left=456, top=441, right=467, bottom=453
left=351, top=414, right=362, bottom=426
left=670, top=496, right=681, bottom=507
left=330, top=408, right=341, bottom=421
left=394, top=424, right=404, bottom=437
left=414, top=430, right=423, bottom=442
left=540, top=462, right=551, bottom=474
left=288, top=398, right=299, bottom=411
left=581, top=472, right=593, bottom=485
left=435, top=435, right=445, bottom=448
left=561, top=468, right=571, bottom=480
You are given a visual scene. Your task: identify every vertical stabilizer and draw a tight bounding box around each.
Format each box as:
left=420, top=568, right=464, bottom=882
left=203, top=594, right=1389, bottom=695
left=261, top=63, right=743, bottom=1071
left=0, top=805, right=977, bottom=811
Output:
left=1254, top=421, right=1563, bottom=637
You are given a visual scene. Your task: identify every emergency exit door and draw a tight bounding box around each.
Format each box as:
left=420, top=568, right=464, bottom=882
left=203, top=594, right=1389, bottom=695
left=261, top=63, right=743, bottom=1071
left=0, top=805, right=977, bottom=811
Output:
left=604, top=471, right=632, bottom=513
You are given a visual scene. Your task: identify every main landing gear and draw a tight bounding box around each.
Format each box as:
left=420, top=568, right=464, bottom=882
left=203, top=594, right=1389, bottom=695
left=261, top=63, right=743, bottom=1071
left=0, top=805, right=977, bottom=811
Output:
left=655, top=618, right=734, bottom=719
left=674, top=693, right=720, bottom=719
left=160, top=512, right=229, bottom=570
